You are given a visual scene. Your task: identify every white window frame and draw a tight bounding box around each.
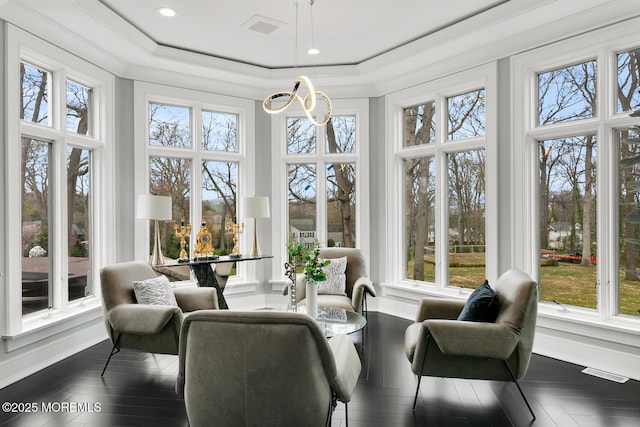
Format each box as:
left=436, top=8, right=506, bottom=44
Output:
left=270, top=98, right=370, bottom=275
left=3, top=25, right=115, bottom=337
left=512, top=18, right=640, bottom=330
left=385, top=63, right=499, bottom=293
left=133, top=82, right=256, bottom=284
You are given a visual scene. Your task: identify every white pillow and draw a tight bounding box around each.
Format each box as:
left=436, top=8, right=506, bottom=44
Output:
left=317, top=256, right=347, bottom=296
left=132, top=275, right=178, bottom=307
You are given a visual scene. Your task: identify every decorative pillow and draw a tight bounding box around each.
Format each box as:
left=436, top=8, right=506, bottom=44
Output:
left=317, top=256, right=347, bottom=296
left=132, top=275, right=178, bottom=307
left=457, top=280, right=500, bottom=322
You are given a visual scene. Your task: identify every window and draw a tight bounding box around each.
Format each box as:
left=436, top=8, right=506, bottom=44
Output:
left=272, top=99, right=369, bottom=268
left=5, top=26, right=113, bottom=331
left=513, top=30, right=640, bottom=319
left=134, top=83, right=254, bottom=275
left=393, top=66, right=495, bottom=290
left=286, top=116, right=358, bottom=248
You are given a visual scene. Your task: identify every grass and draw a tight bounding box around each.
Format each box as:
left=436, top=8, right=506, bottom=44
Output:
left=408, top=253, right=640, bottom=317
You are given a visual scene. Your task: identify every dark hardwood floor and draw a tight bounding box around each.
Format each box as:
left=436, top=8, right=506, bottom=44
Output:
left=1, top=312, right=639, bottom=427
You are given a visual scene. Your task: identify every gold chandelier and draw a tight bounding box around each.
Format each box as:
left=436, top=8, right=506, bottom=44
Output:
left=263, top=0, right=332, bottom=126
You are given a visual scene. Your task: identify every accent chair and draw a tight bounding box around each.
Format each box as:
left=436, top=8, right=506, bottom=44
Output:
left=99, top=260, right=219, bottom=376
left=404, top=268, right=538, bottom=419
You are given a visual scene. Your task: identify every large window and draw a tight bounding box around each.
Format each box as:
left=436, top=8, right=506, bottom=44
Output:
left=285, top=110, right=365, bottom=249
left=135, top=84, right=254, bottom=274
left=5, top=26, right=113, bottom=330
left=394, top=67, right=495, bottom=290
left=514, top=33, right=640, bottom=319
left=273, top=99, right=369, bottom=269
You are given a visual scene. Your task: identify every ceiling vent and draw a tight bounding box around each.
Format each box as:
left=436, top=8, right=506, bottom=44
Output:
left=243, top=15, right=285, bottom=35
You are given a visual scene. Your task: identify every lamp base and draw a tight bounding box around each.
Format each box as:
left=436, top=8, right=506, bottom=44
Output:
left=250, top=218, right=261, bottom=257
left=150, top=219, right=166, bottom=265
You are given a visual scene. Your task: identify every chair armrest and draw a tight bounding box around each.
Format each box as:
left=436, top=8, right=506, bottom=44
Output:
left=107, top=304, right=183, bottom=335
left=327, top=334, right=362, bottom=403
left=415, top=297, right=465, bottom=322
left=173, top=287, right=219, bottom=312
left=351, top=277, right=376, bottom=314
left=425, top=319, right=519, bottom=360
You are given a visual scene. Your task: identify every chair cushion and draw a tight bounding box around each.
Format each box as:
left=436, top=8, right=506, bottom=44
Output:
left=457, top=280, right=499, bottom=322
left=133, top=275, right=178, bottom=307
left=318, top=256, right=347, bottom=295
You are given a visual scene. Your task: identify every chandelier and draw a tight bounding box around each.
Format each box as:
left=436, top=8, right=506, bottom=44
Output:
left=262, top=0, right=332, bottom=126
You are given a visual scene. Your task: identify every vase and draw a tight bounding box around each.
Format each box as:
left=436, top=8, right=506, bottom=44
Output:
left=305, top=280, right=318, bottom=319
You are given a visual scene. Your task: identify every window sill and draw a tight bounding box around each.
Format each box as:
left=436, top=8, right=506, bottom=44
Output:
left=2, top=297, right=103, bottom=352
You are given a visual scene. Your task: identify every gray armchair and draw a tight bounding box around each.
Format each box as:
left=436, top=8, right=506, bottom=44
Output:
left=99, top=260, right=218, bottom=376
left=404, top=268, right=538, bottom=419
left=296, top=248, right=376, bottom=316
left=177, top=310, right=362, bottom=427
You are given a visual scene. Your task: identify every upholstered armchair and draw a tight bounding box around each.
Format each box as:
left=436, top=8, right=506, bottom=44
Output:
left=177, top=310, right=362, bottom=427
left=295, top=247, right=376, bottom=316
left=99, top=260, right=218, bottom=376
left=404, top=268, right=538, bottom=419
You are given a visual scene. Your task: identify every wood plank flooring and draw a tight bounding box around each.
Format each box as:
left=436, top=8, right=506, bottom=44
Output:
left=1, top=312, right=639, bottom=426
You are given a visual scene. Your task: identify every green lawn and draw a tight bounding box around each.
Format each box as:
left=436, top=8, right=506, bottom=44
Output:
left=408, top=254, right=640, bottom=317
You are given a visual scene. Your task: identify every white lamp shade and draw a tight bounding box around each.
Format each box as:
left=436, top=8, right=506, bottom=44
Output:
left=243, top=196, right=270, bottom=219
left=136, top=195, right=172, bottom=220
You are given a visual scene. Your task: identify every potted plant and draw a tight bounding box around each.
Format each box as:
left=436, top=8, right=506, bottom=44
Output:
left=285, top=239, right=330, bottom=318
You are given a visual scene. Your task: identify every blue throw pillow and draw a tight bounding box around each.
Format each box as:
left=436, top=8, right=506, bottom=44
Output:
left=457, top=280, right=500, bottom=322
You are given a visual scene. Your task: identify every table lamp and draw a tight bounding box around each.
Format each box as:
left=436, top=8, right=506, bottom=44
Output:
left=137, top=194, right=172, bottom=265
left=243, top=196, right=270, bottom=257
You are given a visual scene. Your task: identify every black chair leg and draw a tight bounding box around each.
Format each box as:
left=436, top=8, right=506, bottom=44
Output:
left=345, top=401, right=349, bottom=427
left=504, top=361, right=536, bottom=420
left=412, top=375, right=422, bottom=411
left=101, top=334, right=121, bottom=377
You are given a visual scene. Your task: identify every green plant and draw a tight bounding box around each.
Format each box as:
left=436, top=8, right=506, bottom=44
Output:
left=303, top=247, right=330, bottom=284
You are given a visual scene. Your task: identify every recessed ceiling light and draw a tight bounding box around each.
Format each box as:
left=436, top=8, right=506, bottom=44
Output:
left=158, top=7, right=176, bottom=17
left=307, top=48, right=320, bottom=55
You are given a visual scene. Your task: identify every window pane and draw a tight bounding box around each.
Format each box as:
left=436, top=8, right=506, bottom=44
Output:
left=202, top=161, right=237, bottom=255
left=327, top=162, right=356, bottom=247
left=287, top=117, right=316, bottom=154
left=21, top=62, right=49, bottom=125
left=149, top=103, right=191, bottom=148
left=404, top=102, right=435, bottom=147
left=22, top=138, right=50, bottom=315
left=539, top=136, right=597, bottom=309
left=617, top=48, right=640, bottom=113
left=618, top=127, right=640, bottom=317
left=289, top=163, right=317, bottom=246
left=448, top=89, right=485, bottom=140
left=66, top=80, right=90, bottom=135
left=149, top=156, right=191, bottom=260
left=326, top=116, right=356, bottom=153
left=448, top=150, right=486, bottom=288
left=202, top=111, right=238, bottom=152
left=538, top=61, right=597, bottom=125
left=405, top=156, right=435, bottom=281
left=67, top=147, right=90, bottom=302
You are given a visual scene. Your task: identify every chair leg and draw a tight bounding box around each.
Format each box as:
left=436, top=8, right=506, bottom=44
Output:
left=345, top=401, right=349, bottom=427
left=101, top=333, right=121, bottom=377
left=412, top=375, right=422, bottom=411
left=503, top=361, right=536, bottom=420
left=412, top=334, right=431, bottom=411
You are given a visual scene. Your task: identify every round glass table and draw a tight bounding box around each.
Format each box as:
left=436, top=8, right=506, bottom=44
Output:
left=297, top=306, right=367, bottom=338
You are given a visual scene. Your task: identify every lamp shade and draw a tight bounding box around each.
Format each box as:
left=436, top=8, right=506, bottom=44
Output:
left=242, top=196, right=270, bottom=219
left=136, top=195, right=172, bottom=221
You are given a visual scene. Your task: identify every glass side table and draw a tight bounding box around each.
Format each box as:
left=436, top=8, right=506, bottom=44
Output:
left=297, top=306, right=367, bottom=338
